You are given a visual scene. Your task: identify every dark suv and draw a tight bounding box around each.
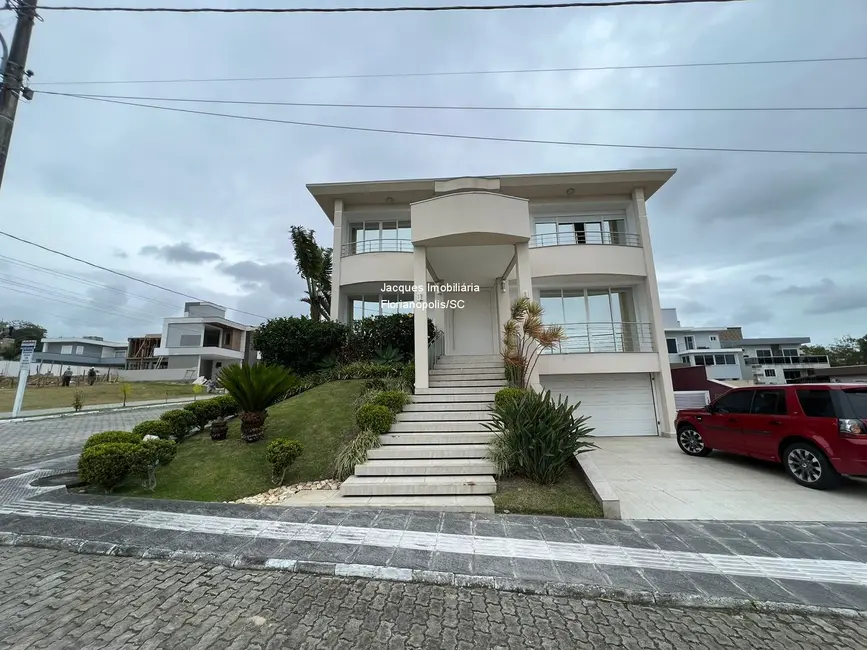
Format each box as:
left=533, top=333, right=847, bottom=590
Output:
left=675, top=383, right=867, bottom=489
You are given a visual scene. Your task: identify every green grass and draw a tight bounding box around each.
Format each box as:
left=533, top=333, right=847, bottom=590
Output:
left=0, top=382, right=199, bottom=412
left=100, top=380, right=364, bottom=502
left=492, top=463, right=603, bottom=518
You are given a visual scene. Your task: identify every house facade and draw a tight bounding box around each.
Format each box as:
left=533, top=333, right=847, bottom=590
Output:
left=662, top=308, right=745, bottom=381
left=152, top=302, right=257, bottom=380
left=33, top=337, right=128, bottom=374
left=309, top=169, right=678, bottom=438
left=720, top=336, right=831, bottom=385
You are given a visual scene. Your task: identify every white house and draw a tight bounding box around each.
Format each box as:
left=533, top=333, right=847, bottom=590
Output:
left=662, top=308, right=745, bottom=381
left=721, top=336, right=831, bottom=385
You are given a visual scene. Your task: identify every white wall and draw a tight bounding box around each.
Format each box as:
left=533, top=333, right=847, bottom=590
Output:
left=166, top=355, right=198, bottom=370
left=165, top=323, right=204, bottom=347
left=114, top=368, right=194, bottom=382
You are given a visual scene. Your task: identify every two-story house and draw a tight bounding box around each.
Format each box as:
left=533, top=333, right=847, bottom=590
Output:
left=662, top=308, right=745, bottom=381
left=33, top=337, right=128, bottom=375
left=720, top=335, right=831, bottom=384
left=153, top=301, right=258, bottom=380
left=310, top=170, right=677, bottom=438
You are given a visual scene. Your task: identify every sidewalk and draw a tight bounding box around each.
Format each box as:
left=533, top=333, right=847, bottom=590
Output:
left=0, top=395, right=217, bottom=421
left=2, top=475, right=867, bottom=615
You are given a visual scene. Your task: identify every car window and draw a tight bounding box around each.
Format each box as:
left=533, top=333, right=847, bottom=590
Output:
left=749, top=390, right=787, bottom=415
left=842, top=389, right=867, bottom=418
left=796, top=389, right=836, bottom=417
left=713, top=390, right=753, bottom=414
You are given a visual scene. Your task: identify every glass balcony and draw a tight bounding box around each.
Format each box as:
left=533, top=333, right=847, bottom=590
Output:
left=746, top=356, right=830, bottom=366
left=545, top=322, right=656, bottom=354
left=341, top=239, right=413, bottom=257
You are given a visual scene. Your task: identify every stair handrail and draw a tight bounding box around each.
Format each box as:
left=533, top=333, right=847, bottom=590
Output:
left=427, top=330, right=445, bottom=370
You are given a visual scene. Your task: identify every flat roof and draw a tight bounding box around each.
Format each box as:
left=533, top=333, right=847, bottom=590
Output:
left=307, top=168, right=677, bottom=222
left=41, top=337, right=128, bottom=348
left=722, top=337, right=810, bottom=347
left=811, top=365, right=867, bottom=377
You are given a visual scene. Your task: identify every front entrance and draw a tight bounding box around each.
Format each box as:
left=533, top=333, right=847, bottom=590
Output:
left=448, top=289, right=496, bottom=355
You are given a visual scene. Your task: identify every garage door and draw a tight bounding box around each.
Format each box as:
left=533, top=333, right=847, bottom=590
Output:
left=541, top=374, right=658, bottom=437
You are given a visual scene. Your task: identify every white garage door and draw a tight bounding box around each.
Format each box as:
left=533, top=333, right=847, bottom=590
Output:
left=541, top=374, right=658, bottom=437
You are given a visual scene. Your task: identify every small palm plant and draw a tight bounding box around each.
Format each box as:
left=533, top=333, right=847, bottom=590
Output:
left=217, top=363, right=299, bottom=442
left=502, top=297, right=565, bottom=389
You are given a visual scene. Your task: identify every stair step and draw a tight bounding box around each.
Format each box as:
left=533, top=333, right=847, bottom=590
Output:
left=430, top=367, right=503, bottom=375
left=396, top=411, right=492, bottom=422
left=429, top=372, right=504, bottom=381
left=437, top=355, right=501, bottom=362
left=381, top=432, right=495, bottom=445
left=416, top=387, right=501, bottom=395
left=390, top=421, right=490, bottom=433
left=405, top=401, right=494, bottom=411
left=368, top=444, right=490, bottom=460
left=411, top=393, right=496, bottom=403
left=429, top=381, right=506, bottom=389
left=339, top=474, right=496, bottom=496
left=355, top=459, right=497, bottom=477
left=325, top=495, right=495, bottom=513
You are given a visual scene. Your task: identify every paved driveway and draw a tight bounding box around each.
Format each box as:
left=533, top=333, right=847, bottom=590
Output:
left=590, top=437, right=867, bottom=521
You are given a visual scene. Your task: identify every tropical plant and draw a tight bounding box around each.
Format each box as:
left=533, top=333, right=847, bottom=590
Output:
left=355, top=404, right=394, bottom=435
left=494, top=387, right=527, bottom=410
left=373, top=345, right=404, bottom=366
left=266, top=438, right=304, bottom=485
left=218, top=363, right=299, bottom=442
left=159, top=409, right=198, bottom=442
left=183, top=399, right=223, bottom=432
left=290, top=225, right=332, bottom=322
left=192, top=383, right=204, bottom=400
left=253, top=316, right=349, bottom=375
left=316, top=352, right=339, bottom=371
left=120, top=382, right=133, bottom=407
left=350, top=313, right=437, bottom=360
left=372, top=390, right=409, bottom=413
left=77, top=442, right=138, bottom=493
left=72, top=390, right=84, bottom=412
left=501, top=297, right=565, bottom=390
left=485, top=389, right=595, bottom=485
left=130, top=439, right=178, bottom=491
left=83, top=430, right=143, bottom=451
left=401, top=362, right=415, bottom=392
left=332, top=429, right=381, bottom=481
left=131, top=420, right=173, bottom=440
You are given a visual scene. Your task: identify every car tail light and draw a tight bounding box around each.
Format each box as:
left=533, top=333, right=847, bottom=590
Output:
left=838, top=419, right=867, bottom=438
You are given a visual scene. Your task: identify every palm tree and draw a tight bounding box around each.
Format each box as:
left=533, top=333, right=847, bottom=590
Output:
left=290, top=226, right=332, bottom=321
left=217, top=363, right=299, bottom=442
left=502, top=297, right=565, bottom=389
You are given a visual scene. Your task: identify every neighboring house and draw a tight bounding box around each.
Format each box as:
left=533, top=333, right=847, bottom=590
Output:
left=309, top=169, right=678, bottom=438
left=662, top=308, right=744, bottom=381
left=789, top=365, right=867, bottom=384
left=33, top=336, right=128, bottom=374
left=125, top=334, right=165, bottom=370
left=152, top=302, right=257, bottom=380
left=722, top=336, right=831, bottom=384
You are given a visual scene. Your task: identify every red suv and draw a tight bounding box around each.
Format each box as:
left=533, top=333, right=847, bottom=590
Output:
left=675, top=383, right=867, bottom=490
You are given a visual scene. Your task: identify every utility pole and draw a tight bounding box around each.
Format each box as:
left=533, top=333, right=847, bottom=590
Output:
left=0, top=0, right=38, bottom=193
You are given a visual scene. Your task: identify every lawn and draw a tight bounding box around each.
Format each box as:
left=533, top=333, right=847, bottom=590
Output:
left=107, top=379, right=364, bottom=502
left=492, top=463, right=603, bottom=518
left=0, top=382, right=199, bottom=413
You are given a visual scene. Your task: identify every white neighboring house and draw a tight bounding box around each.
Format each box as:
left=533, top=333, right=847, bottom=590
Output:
left=721, top=337, right=831, bottom=385
left=309, top=169, right=678, bottom=438
left=662, top=308, right=745, bottom=381
left=152, top=301, right=258, bottom=381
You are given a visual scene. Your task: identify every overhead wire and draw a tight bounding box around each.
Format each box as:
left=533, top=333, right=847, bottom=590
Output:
left=44, top=91, right=867, bottom=156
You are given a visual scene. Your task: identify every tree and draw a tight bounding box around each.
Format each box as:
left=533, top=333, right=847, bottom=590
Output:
left=802, top=335, right=867, bottom=367
left=218, top=363, right=299, bottom=442
left=0, top=320, right=47, bottom=360
left=290, top=226, right=332, bottom=322
left=501, top=297, right=565, bottom=389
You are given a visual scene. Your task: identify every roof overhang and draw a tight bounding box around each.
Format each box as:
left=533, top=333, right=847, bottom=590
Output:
left=307, top=168, right=677, bottom=223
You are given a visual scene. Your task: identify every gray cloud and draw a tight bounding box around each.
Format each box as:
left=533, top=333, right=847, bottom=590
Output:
left=777, top=278, right=837, bottom=296
left=678, top=300, right=712, bottom=314
left=731, top=305, right=775, bottom=326
left=217, top=261, right=304, bottom=300
left=140, top=243, right=223, bottom=265
left=752, top=274, right=778, bottom=284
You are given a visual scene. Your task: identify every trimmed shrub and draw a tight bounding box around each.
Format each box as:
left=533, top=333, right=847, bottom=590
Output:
left=266, top=438, right=304, bottom=485
left=364, top=378, right=387, bottom=392
left=213, top=395, right=240, bottom=417
left=130, top=439, right=178, bottom=491
left=253, top=316, right=350, bottom=375
left=131, top=420, right=173, bottom=440
left=350, top=313, right=437, bottom=360
left=159, top=409, right=198, bottom=441
left=77, top=442, right=137, bottom=493
left=486, top=389, right=596, bottom=485
left=372, top=390, right=409, bottom=413
left=494, top=387, right=527, bottom=410
left=333, top=429, right=380, bottom=481
left=183, top=399, right=223, bottom=432
left=83, top=430, right=143, bottom=451
left=355, top=404, right=394, bottom=435
left=401, top=362, right=415, bottom=391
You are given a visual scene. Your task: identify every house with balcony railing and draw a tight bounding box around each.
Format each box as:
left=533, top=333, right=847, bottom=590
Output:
left=309, top=169, right=678, bottom=439
left=721, top=337, right=831, bottom=384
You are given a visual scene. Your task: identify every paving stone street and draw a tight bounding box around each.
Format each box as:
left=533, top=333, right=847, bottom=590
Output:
left=1, top=547, right=865, bottom=650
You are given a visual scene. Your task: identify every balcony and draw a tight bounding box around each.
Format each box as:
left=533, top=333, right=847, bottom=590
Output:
left=529, top=231, right=646, bottom=280
left=341, top=239, right=413, bottom=257
left=530, top=231, right=641, bottom=248
left=746, top=355, right=830, bottom=366
left=546, top=322, right=656, bottom=354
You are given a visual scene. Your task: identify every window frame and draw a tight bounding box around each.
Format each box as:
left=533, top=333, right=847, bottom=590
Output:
left=712, top=390, right=754, bottom=415
left=764, top=369, right=777, bottom=377
left=666, top=338, right=678, bottom=354
left=533, top=212, right=628, bottom=246
left=749, top=389, right=788, bottom=416
left=796, top=388, right=836, bottom=418
left=60, top=345, right=73, bottom=355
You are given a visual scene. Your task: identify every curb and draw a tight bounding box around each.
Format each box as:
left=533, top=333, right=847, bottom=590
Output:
left=0, top=398, right=215, bottom=423
left=1, top=531, right=864, bottom=619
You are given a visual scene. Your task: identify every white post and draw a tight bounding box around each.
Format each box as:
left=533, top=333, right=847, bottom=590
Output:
left=11, top=340, right=37, bottom=418
left=515, top=242, right=532, bottom=299
left=634, top=187, right=676, bottom=437
left=413, top=246, right=429, bottom=389
left=330, top=199, right=344, bottom=322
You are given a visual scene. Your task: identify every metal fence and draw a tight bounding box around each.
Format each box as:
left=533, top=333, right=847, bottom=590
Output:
left=546, top=322, right=656, bottom=354
left=428, top=331, right=445, bottom=369
left=530, top=231, right=641, bottom=248
left=340, top=239, right=413, bottom=257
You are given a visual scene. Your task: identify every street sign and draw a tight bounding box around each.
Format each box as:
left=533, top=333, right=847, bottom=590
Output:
left=11, top=340, right=38, bottom=418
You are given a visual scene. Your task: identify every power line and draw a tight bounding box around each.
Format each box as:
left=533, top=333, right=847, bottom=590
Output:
left=0, top=229, right=269, bottom=320
left=33, top=1, right=746, bottom=15
left=38, top=90, right=867, bottom=113
left=46, top=91, right=867, bottom=156
left=32, top=55, right=867, bottom=87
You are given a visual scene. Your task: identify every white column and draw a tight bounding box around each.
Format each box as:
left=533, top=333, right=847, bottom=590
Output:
left=515, top=242, right=532, bottom=299
left=496, top=277, right=511, bottom=350
left=634, top=187, right=676, bottom=437
left=413, top=246, right=429, bottom=390
left=329, top=199, right=344, bottom=322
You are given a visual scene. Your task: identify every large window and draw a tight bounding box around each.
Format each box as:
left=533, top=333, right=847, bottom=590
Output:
left=347, top=220, right=411, bottom=254
left=713, top=390, right=753, bottom=414
left=540, top=288, right=646, bottom=352
left=533, top=214, right=631, bottom=246
left=666, top=338, right=678, bottom=354
left=750, top=390, right=787, bottom=415
left=350, top=293, right=414, bottom=321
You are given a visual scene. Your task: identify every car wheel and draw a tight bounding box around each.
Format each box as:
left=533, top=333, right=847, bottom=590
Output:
left=677, top=425, right=712, bottom=457
left=783, top=442, right=841, bottom=490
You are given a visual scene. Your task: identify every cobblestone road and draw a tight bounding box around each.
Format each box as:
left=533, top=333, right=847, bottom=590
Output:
left=0, top=407, right=178, bottom=469
left=1, top=548, right=865, bottom=650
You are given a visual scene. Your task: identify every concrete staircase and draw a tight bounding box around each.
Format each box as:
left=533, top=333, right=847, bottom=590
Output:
left=336, top=354, right=504, bottom=513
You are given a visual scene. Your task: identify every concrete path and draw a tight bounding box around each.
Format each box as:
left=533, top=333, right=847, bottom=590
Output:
left=0, top=395, right=216, bottom=420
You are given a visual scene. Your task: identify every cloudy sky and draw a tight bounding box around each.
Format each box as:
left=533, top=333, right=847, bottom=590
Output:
left=0, top=0, right=865, bottom=345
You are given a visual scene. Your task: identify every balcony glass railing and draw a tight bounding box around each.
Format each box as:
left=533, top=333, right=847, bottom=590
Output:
left=341, top=239, right=413, bottom=257
left=545, top=322, right=656, bottom=354
left=746, top=356, right=830, bottom=366
left=530, top=231, right=641, bottom=248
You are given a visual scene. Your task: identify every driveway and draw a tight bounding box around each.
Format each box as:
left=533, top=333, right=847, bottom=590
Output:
left=589, top=437, right=867, bottom=521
